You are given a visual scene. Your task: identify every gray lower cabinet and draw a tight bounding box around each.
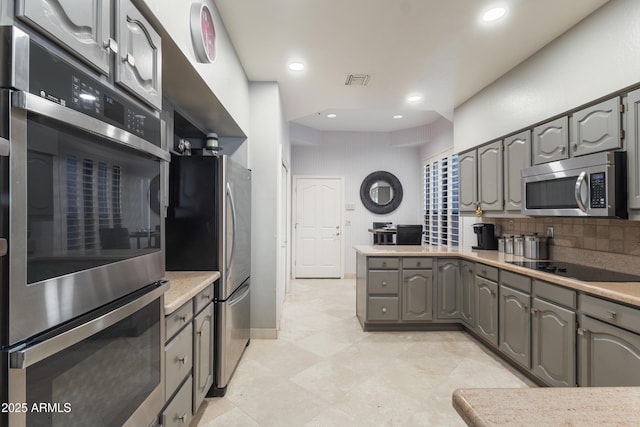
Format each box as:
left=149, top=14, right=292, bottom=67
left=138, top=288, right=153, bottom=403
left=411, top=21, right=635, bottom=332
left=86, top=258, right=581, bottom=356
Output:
left=570, top=97, right=622, bottom=157
left=503, top=131, right=531, bottom=212
left=531, top=297, right=576, bottom=387
left=532, top=117, right=569, bottom=165
left=402, top=269, right=433, bottom=321
left=578, top=315, right=640, bottom=386
left=627, top=88, right=640, bottom=211
left=459, top=149, right=478, bottom=213
left=578, top=294, right=640, bottom=387
left=460, top=261, right=475, bottom=328
left=478, top=140, right=504, bottom=212
left=499, top=285, right=530, bottom=368
left=475, top=275, right=499, bottom=347
left=162, top=283, right=215, bottom=424
left=436, top=259, right=461, bottom=320
left=193, top=304, right=214, bottom=413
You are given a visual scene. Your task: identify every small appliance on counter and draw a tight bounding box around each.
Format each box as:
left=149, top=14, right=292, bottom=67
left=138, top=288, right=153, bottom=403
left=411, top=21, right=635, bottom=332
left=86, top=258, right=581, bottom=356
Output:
left=472, top=223, right=498, bottom=250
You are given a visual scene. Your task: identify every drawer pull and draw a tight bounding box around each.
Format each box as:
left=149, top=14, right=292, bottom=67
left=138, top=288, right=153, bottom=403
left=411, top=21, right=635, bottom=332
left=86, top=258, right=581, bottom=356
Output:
left=178, top=315, right=187, bottom=323
left=382, top=261, right=387, bottom=267
left=178, top=356, right=187, bottom=364
left=416, top=261, right=422, bottom=267
left=178, top=413, right=187, bottom=423
left=202, top=294, right=211, bottom=300
left=607, top=311, right=617, bottom=320
left=382, top=281, right=387, bottom=287
left=482, top=269, right=487, bottom=275
left=381, top=307, right=388, bottom=314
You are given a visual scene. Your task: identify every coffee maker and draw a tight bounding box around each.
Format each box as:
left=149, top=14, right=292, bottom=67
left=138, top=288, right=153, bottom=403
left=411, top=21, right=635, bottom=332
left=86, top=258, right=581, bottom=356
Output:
left=472, top=223, right=498, bottom=250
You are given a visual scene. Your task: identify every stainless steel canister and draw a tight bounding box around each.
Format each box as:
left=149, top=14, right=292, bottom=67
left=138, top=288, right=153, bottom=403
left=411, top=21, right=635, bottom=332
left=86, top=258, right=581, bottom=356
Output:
left=524, top=234, right=549, bottom=259
left=514, top=235, right=524, bottom=256
left=504, top=235, right=514, bottom=254
left=497, top=237, right=505, bottom=253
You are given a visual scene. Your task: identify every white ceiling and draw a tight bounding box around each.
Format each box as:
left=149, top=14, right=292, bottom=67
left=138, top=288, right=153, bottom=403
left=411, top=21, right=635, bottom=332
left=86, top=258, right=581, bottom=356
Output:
left=214, top=0, right=609, bottom=133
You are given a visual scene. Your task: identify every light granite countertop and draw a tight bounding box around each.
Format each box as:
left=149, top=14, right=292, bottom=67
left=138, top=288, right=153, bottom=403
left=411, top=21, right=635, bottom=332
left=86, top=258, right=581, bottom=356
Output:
left=162, top=271, right=220, bottom=315
left=353, top=245, right=640, bottom=308
left=452, top=387, right=640, bottom=426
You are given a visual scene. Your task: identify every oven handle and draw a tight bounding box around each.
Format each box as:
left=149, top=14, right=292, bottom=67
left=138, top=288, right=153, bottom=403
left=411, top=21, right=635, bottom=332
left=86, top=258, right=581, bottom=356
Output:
left=574, top=171, right=588, bottom=213
left=10, top=281, right=169, bottom=370
left=11, top=91, right=169, bottom=162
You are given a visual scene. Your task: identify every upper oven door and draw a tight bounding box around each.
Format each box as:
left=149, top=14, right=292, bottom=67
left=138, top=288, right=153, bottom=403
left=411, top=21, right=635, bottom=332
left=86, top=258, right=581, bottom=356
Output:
left=6, top=90, right=168, bottom=345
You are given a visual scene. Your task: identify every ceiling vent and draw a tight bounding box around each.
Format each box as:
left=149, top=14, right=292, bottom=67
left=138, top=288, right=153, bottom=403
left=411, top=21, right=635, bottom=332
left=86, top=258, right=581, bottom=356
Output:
left=345, top=74, right=371, bottom=86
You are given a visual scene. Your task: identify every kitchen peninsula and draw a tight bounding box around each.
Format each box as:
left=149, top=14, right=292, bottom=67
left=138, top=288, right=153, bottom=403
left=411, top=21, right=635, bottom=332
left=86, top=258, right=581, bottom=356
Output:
left=355, top=244, right=640, bottom=424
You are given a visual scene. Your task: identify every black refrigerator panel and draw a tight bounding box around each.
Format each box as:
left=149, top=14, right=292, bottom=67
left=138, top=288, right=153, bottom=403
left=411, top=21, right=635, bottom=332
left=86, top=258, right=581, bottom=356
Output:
left=166, top=155, right=220, bottom=271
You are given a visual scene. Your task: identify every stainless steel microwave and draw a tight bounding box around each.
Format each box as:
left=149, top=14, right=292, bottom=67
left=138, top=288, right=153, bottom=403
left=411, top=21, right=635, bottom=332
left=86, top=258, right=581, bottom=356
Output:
left=521, top=151, right=627, bottom=218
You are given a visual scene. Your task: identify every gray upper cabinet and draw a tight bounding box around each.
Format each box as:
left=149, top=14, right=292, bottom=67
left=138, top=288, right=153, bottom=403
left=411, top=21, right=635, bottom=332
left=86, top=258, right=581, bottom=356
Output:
left=478, top=140, right=504, bottom=212
left=459, top=149, right=478, bottom=213
left=570, top=97, right=622, bottom=157
left=460, top=261, right=475, bottom=328
left=499, top=285, right=531, bottom=368
left=116, top=0, right=163, bottom=110
left=16, top=0, right=112, bottom=74
left=532, top=297, right=576, bottom=387
left=402, top=269, right=433, bottom=321
left=503, top=131, right=531, bottom=212
left=532, top=117, right=569, bottom=165
left=475, top=275, right=498, bottom=347
left=627, top=89, right=640, bottom=210
left=436, top=259, right=461, bottom=320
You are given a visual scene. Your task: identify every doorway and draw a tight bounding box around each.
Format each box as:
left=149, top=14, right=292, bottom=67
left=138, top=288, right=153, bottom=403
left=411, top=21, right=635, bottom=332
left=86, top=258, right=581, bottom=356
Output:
left=293, top=177, right=343, bottom=278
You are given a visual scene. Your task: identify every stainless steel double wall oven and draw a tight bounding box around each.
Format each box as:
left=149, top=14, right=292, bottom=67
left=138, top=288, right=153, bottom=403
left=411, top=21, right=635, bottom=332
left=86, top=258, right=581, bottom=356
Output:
left=0, top=22, right=169, bottom=426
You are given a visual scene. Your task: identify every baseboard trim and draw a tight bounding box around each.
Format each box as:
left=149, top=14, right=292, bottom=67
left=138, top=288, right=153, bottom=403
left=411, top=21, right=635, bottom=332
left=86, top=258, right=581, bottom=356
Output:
left=250, top=328, right=278, bottom=339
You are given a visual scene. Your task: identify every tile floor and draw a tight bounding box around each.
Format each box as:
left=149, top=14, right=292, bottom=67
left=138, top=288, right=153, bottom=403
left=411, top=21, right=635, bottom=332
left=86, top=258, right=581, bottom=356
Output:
left=192, top=279, right=534, bottom=426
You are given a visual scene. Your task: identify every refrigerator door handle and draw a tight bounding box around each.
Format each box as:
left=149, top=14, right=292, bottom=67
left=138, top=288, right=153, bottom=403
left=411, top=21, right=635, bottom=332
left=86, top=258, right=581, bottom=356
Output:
left=228, top=281, right=250, bottom=306
left=226, top=182, right=237, bottom=279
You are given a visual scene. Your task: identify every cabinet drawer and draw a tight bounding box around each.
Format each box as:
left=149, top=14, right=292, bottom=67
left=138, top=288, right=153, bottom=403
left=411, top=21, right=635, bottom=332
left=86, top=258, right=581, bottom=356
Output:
left=162, top=376, right=193, bottom=427
left=476, top=264, right=498, bottom=282
left=165, top=323, right=193, bottom=399
left=581, top=294, right=640, bottom=334
left=194, top=284, right=214, bottom=314
left=166, top=300, right=194, bottom=342
left=368, top=257, right=399, bottom=269
left=403, top=257, right=433, bottom=269
left=500, top=270, right=531, bottom=294
left=368, top=271, right=399, bottom=294
left=533, top=280, right=576, bottom=309
left=367, top=297, right=399, bottom=322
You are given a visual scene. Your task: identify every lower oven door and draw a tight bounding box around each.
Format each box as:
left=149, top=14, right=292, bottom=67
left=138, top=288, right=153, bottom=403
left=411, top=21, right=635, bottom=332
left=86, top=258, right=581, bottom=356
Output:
left=7, top=282, right=167, bottom=427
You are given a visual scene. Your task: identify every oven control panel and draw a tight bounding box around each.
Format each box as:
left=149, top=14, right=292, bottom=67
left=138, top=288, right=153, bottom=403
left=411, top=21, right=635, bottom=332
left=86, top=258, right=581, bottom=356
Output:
left=590, top=172, right=606, bottom=209
left=28, top=39, right=160, bottom=146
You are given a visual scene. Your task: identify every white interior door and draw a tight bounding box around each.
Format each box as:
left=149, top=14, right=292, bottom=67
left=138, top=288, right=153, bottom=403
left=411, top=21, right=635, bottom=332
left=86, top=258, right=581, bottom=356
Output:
left=294, top=177, right=342, bottom=278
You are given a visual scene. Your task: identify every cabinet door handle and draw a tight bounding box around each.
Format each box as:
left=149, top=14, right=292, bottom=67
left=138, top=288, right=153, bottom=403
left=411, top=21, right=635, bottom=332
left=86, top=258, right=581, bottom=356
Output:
left=560, top=145, right=566, bottom=154
left=573, top=143, right=578, bottom=152
left=178, top=356, right=187, bottom=364
left=124, top=53, right=135, bottom=67
left=490, top=290, right=496, bottom=296
left=577, top=327, right=588, bottom=336
left=104, top=38, right=118, bottom=54
left=530, top=308, right=539, bottom=315
left=523, top=304, right=528, bottom=312
left=381, top=307, right=388, bottom=314
left=438, top=266, right=443, bottom=272
left=467, top=269, right=473, bottom=274
left=607, top=311, right=617, bottom=320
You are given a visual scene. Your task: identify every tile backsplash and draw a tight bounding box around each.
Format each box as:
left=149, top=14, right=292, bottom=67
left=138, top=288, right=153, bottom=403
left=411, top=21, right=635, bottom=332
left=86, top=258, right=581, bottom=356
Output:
left=485, top=217, right=640, bottom=275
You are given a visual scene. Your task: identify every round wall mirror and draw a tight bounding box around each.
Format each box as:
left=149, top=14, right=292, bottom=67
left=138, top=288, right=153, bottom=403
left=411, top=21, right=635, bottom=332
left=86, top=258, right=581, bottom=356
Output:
left=360, top=171, right=403, bottom=214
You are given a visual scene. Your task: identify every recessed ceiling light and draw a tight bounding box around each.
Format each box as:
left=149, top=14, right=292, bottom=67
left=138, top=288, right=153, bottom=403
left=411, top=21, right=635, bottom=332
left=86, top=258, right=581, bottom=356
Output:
left=407, top=95, right=422, bottom=103
left=327, top=113, right=337, bottom=119
left=288, top=62, right=305, bottom=71
left=393, top=115, right=404, bottom=119
left=482, top=7, right=506, bottom=22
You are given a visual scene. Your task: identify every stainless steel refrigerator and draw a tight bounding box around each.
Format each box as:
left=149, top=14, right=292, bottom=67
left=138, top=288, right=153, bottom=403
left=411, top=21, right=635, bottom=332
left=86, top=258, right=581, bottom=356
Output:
left=166, top=154, right=251, bottom=396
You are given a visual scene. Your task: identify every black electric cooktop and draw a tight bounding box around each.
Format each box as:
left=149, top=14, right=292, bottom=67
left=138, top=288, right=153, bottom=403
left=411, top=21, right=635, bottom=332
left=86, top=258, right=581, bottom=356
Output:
left=506, top=261, right=640, bottom=282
